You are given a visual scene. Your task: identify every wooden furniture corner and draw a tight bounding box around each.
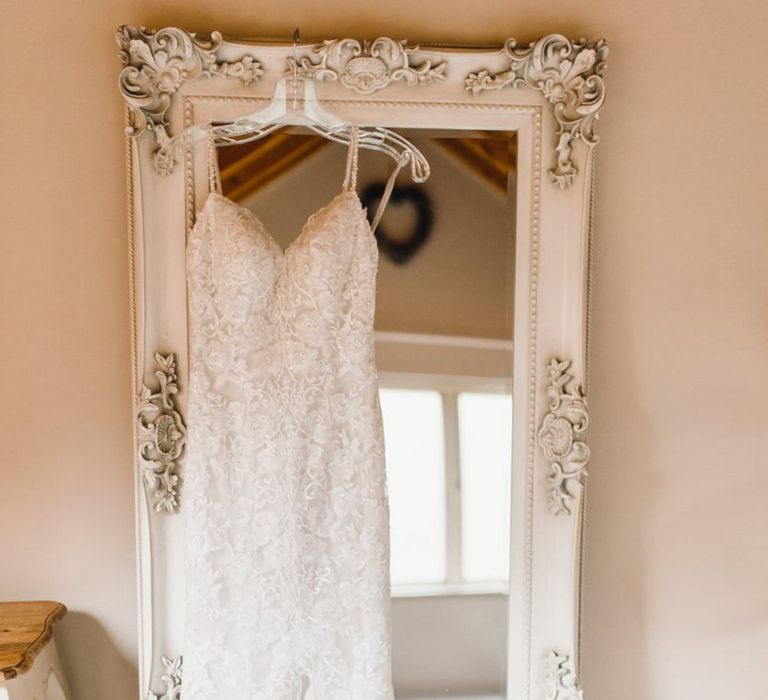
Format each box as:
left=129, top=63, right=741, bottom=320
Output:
left=0, top=602, right=67, bottom=680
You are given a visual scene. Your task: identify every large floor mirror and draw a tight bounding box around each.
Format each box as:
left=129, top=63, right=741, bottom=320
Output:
left=122, top=27, right=603, bottom=700
left=217, top=130, right=517, bottom=698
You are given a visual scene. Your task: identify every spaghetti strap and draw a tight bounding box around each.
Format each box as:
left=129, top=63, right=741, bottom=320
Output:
left=341, top=126, right=409, bottom=234
left=207, top=123, right=223, bottom=195
left=371, top=153, right=409, bottom=234
left=342, top=126, right=360, bottom=192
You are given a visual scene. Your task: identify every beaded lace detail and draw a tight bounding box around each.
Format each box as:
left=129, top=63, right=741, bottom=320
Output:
left=183, top=130, right=393, bottom=699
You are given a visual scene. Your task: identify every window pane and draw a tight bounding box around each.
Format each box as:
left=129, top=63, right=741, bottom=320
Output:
left=458, top=392, right=512, bottom=583
left=379, top=388, right=446, bottom=585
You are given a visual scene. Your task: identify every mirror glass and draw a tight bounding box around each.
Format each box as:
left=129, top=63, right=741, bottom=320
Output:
left=218, top=128, right=517, bottom=699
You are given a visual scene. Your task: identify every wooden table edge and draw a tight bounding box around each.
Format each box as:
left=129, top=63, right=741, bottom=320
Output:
left=0, top=601, right=67, bottom=680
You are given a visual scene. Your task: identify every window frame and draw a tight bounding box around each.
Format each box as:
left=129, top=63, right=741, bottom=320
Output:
left=379, top=371, right=513, bottom=597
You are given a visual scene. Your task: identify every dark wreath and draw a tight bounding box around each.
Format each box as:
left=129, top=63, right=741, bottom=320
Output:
left=361, top=182, right=434, bottom=265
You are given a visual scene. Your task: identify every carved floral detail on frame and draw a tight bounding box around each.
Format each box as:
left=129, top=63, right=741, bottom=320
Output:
left=116, top=25, right=263, bottom=175
left=136, top=353, right=186, bottom=513
left=538, top=358, right=590, bottom=515
left=288, top=38, right=447, bottom=95
left=147, top=656, right=182, bottom=700
left=466, top=34, right=607, bottom=189
left=546, top=651, right=583, bottom=700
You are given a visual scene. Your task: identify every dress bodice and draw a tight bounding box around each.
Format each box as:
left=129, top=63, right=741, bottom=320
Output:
left=188, top=189, right=378, bottom=331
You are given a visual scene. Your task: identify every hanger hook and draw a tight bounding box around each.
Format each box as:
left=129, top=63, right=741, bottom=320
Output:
left=292, top=28, right=300, bottom=87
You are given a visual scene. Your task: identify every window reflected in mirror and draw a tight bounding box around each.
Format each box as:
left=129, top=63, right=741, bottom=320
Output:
left=219, top=128, right=517, bottom=700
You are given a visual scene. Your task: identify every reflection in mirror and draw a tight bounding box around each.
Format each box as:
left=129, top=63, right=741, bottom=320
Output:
left=218, top=129, right=517, bottom=700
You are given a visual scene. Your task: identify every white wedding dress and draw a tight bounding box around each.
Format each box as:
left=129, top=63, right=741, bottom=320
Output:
left=183, top=129, right=400, bottom=699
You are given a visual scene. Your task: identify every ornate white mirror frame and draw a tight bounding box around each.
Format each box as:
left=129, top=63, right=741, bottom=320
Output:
left=119, top=25, right=606, bottom=700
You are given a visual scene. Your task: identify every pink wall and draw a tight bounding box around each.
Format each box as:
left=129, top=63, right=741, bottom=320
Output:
left=1, top=1, right=766, bottom=699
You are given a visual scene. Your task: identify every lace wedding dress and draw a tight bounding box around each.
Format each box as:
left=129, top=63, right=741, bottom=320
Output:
left=183, top=128, right=401, bottom=699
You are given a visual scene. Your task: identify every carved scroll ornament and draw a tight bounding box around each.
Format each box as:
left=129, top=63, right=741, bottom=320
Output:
left=116, top=25, right=263, bottom=175
left=537, top=358, right=590, bottom=516
left=289, top=38, right=447, bottom=95
left=147, top=656, right=182, bottom=700
left=546, top=650, right=583, bottom=700
left=136, top=353, right=186, bottom=513
left=466, top=34, right=607, bottom=189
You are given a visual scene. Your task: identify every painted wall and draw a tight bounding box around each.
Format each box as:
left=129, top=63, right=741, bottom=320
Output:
left=1, top=2, right=766, bottom=700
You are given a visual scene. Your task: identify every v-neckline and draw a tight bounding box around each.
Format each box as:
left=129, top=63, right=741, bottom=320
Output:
left=202, top=190, right=369, bottom=257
